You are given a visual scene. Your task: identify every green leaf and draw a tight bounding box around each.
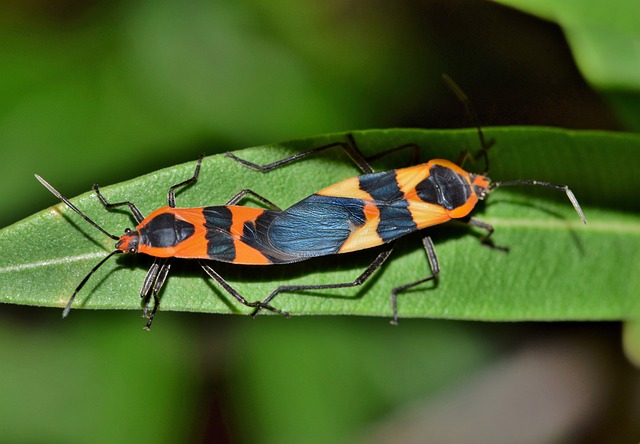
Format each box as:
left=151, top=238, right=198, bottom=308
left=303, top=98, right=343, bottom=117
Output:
left=1, top=128, right=639, bottom=322
left=0, top=314, right=199, bottom=443
left=494, top=0, right=640, bottom=131
left=493, top=0, right=640, bottom=91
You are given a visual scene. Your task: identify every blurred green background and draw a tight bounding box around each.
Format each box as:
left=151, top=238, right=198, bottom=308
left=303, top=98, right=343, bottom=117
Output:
left=1, top=1, right=638, bottom=442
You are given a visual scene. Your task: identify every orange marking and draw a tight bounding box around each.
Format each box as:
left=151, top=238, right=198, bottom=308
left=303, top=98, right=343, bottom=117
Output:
left=339, top=202, right=384, bottom=253
left=173, top=208, right=209, bottom=258
left=363, top=202, right=380, bottom=219
left=227, top=207, right=271, bottom=264
left=228, top=206, right=265, bottom=237
left=317, top=176, right=373, bottom=200
left=472, top=174, right=491, bottom=192
left=406, top=201, right=451, bottom=229
left=394, top=164, right=431, bottom=198
left=447, top=195, right=478, bottom=219
left=232, top=238, right=271, bottom=265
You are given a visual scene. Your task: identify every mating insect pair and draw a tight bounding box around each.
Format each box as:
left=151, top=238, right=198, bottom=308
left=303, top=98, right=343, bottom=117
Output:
left=36, top=128, right=586, bottom=329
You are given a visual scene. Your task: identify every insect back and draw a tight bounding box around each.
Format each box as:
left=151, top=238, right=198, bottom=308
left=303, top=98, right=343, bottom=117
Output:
left=226, top=128, right=586, bottom=323
left=35, top=156, right=287, bottom=330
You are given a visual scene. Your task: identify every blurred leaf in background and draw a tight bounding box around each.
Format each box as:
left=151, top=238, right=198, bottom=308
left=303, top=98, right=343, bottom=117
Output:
left=495, top=0, right=640, bottom=90
left=0, top=0, right=437, bottom=229
left=494, top=0, right=640, bottom=130
left=0, top=312, right=201, bottom=443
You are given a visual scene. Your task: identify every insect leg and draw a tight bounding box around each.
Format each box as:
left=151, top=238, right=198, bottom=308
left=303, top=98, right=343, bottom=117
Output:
left=140, top=259, right=161, bottom=318
left=167, top=154, right=204, bottom=208
left=442, top=74, right=494, bottom=172
left=144, top=260, right=172, bottom=330
left=464, top=217, right=509, bottom=252
left=93, top=184, right=145, bottom=224
left=364, top=141, right=422, bottom=165
left=225, top=189, right=282, bottom=210
left=390, top=236, right=440, bottom=325
left=199, top=261, right=290, bottom=316
left=251, top=246, right=395, bottom=316
left=62, top=250, right=123, bottom=318
left=227, top=136, right=375, bottom=174
left=348, top=133, right=425, bottom=167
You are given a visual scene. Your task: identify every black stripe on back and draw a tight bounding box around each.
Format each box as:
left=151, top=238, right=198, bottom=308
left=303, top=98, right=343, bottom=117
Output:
left=358, top=170, right=405, bottom=201
left=359, top=170, right=416, bottom=242
left=203, top=206, right=236, bottom=262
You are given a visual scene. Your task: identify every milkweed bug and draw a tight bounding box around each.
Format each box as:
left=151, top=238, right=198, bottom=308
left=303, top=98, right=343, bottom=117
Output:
left=226, top=81, right=587, bottom=324
left=37, top=78, right=587, bottom=327
left=36, top=158, right=291, bottom=330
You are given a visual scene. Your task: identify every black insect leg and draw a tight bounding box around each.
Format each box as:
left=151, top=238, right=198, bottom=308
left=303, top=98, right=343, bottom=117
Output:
left=227, top=136, right=375, bottom=174
left=389, top=236, right=440, bottom=325
left=144, top=260, right=172, bottom=330
left=93, top=184, right=145, bottom=224
left=62, top=250, right=123, bottom=318
left=225, top=189, right=282, bottom=210
left=251, top=246, right=395, bottom=316
left=442, top=74, right=494, bottom=172
left=199, top=261, right=290, bottom=316
left=464, top=217, right=509, bottom=252
left=364, top=141, right=422, bottom=166
left=167, top=154, right=204, bottom=208
left=228, top=133, right=426, bottom=175
left=139, top=259, right=172, bottom=330
left=140, top=259, right=160, bottom=318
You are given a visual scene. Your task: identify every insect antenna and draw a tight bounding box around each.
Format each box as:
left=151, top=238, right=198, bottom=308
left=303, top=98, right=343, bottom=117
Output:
left=35, top=174, right=120, bottom=240
left=36, top=174, right=126, bottom=317
left=490, top=179, right=587, bottom=225
left=442, top=74, right=493, bottom=173
left=62, top=250, right=124, bottom=318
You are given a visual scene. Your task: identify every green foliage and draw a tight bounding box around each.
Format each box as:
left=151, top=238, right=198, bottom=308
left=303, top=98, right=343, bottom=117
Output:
left=495, top=0, right=640, bottom=130
left=0, top=313, right=199, bottom=444
left=495, top=0, right=640, bottom=90
left=2, top=128, right=638, bottom=322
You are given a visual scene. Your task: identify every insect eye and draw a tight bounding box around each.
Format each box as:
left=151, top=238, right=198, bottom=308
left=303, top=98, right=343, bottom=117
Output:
left=129, top=247, right=136, bottom=254
left=124, top=228, right=132, bottom=233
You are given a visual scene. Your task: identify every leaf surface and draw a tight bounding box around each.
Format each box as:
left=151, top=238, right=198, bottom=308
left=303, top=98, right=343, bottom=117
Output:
left=1, top=128, right=638, bottom=321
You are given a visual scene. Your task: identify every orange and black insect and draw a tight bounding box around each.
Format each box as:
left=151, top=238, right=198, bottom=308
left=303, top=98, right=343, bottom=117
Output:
left=226, top=133, right=586, bottom=323
left=36, top=159, right=291, bottom=329
left=225, top=72, right=587, bottom=324
left=38, top=134, right=585, bottom=327
left=37, top=77, right=587, bottom=327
